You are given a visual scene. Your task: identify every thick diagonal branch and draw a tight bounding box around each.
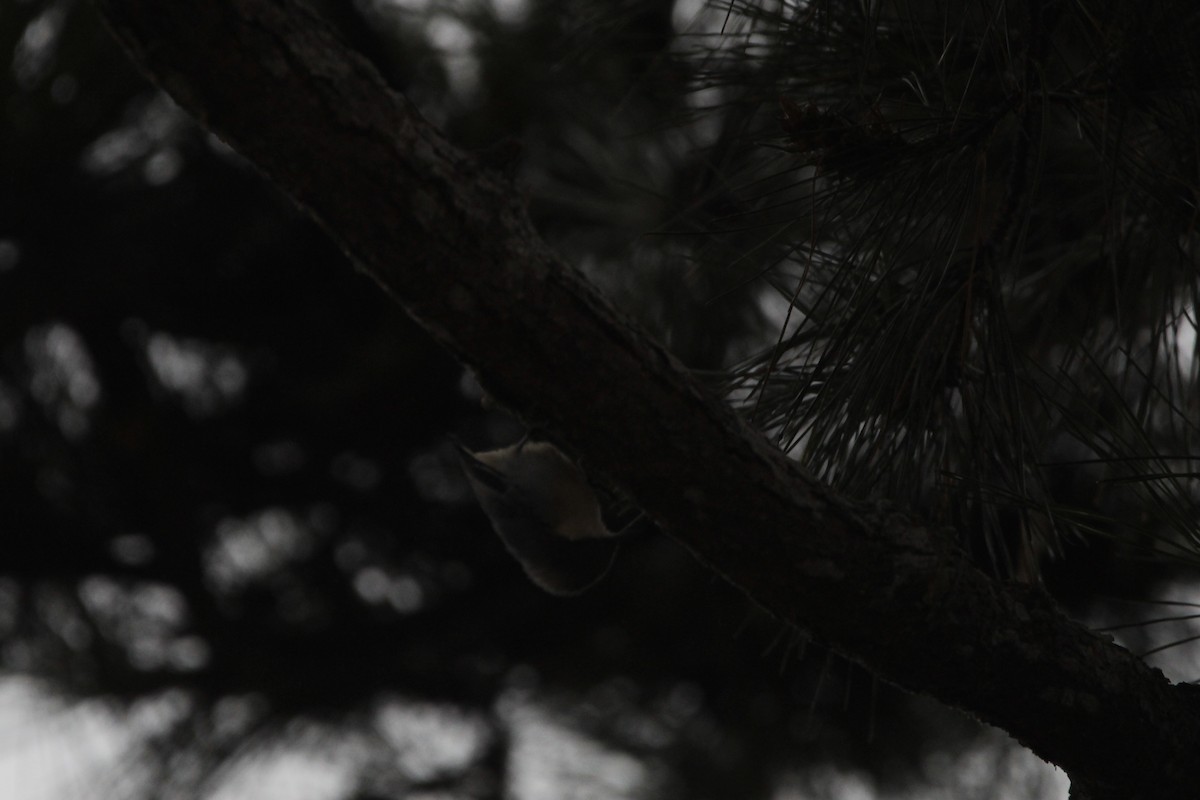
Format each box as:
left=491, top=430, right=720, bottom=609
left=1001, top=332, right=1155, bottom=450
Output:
left=91, top=0, right=1200, bottom=795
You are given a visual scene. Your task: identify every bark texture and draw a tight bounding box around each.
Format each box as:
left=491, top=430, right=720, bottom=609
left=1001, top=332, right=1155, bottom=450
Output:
left=91, top=1, right=1200, bottom=796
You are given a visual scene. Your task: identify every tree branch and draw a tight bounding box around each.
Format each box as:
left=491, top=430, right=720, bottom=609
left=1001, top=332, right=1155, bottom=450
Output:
left=90, top=0, right=1200, bottom=795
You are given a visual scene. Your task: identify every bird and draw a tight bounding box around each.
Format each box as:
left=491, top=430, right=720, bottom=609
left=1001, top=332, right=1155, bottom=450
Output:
left=454, top=438, right=628, bottom=596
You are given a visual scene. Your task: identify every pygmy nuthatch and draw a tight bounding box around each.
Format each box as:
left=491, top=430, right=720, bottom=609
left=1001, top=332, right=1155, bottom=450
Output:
left=455, top=439, right=623, bottom=596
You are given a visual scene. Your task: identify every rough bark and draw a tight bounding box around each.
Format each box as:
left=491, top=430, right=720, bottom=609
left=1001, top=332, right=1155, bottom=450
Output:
left=90, top=0, right=1200, bottom=796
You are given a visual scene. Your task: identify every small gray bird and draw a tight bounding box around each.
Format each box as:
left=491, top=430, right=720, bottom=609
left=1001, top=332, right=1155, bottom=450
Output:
left=455, top=439, right=625, bottom=596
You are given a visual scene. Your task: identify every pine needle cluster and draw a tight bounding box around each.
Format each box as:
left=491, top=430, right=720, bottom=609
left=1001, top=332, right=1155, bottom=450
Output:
left=661, top=0, right=1200, bottom=577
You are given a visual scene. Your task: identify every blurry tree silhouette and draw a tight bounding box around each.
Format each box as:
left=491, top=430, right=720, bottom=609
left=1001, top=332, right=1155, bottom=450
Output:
left=3, top=0, right=1200, bottom=798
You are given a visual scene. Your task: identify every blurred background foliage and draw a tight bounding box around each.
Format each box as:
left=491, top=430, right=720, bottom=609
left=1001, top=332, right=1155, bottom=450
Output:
left=1, top=0, right=1198, bottom=797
